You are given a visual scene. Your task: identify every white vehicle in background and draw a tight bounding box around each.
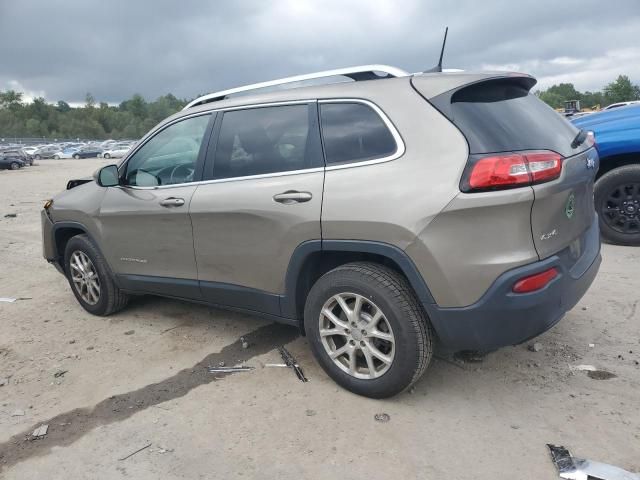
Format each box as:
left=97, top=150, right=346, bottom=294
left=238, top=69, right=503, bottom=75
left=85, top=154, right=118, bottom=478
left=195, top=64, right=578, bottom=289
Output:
left=101, top=143, right=132, bottom=159
left=53, top=147, right=80, bottom=159
left=602, top=100, right=640, bottom=110
left=22, top=146, right=39, bottom=156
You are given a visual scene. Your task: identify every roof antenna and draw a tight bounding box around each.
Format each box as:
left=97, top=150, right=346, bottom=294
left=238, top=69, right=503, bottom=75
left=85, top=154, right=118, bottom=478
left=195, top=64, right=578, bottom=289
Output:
left=424, top=27, right=448, bottom=73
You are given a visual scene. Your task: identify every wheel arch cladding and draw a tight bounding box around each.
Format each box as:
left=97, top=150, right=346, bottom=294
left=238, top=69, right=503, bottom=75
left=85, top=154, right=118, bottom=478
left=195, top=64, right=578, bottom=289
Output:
left=282, top=240, right=437, bottom=329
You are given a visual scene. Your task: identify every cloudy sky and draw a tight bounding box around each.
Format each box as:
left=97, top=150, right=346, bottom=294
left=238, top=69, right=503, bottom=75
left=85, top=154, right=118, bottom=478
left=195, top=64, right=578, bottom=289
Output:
left=1, top=0, right=639, bottom=104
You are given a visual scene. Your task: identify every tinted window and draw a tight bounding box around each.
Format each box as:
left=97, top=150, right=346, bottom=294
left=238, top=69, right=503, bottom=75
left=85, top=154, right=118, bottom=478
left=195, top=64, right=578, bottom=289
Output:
left=213, top=105, right=314, bottom=179
left=320, top=103, right=397, bottom=165
left=438, top=79, right=582, bottom=157
left=125, top=114, right=210, bottom=186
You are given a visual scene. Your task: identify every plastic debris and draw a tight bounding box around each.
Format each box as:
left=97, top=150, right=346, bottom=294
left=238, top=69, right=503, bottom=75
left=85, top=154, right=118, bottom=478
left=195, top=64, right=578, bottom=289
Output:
left=207, top=366, right=254, bottom=373
left=0, top=298, right=16, bottom=303
left=32, top=424, right=48, bottom=438
left=547, top=443, right=639, bottom=480
left=571, top=364, right=597, bottom=372
left=374, top=413, right=390, bottom=423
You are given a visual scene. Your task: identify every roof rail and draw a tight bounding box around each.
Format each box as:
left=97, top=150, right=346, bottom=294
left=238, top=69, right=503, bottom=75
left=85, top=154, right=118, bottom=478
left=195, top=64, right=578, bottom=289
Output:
left=183, top=64, right=409, bottom=109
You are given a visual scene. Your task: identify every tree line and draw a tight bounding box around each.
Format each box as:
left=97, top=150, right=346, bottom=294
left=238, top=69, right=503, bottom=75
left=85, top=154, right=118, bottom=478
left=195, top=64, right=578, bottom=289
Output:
left=1, top=74, right=639, bottom=140
left=0, top=91, right=187, bottom=140
left=535, top=74, right=640, bottom=110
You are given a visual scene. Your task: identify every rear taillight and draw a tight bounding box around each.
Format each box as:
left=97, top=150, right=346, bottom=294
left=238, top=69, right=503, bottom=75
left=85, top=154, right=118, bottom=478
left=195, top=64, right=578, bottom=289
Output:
left=462, top=150, right=563, bottom=192
left=512, top=267, right=558, bottom=293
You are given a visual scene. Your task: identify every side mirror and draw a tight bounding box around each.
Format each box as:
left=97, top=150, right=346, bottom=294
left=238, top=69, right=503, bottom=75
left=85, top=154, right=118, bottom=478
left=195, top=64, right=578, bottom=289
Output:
left=94, top=164, right=120, bottom=187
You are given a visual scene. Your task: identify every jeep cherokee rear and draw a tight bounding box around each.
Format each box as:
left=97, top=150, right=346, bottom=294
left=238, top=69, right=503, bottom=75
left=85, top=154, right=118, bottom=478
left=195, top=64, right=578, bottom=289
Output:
left=41, top=65, right=601, bottom=398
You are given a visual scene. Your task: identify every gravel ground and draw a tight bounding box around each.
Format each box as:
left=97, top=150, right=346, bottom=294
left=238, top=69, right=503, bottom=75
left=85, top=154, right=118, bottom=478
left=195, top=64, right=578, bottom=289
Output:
left=1, top=159, right=639, bottom=479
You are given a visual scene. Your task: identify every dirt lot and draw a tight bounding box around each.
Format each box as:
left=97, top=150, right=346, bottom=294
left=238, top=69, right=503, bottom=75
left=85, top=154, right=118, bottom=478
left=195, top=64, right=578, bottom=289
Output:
left=0, top=159, right=639, bottom=479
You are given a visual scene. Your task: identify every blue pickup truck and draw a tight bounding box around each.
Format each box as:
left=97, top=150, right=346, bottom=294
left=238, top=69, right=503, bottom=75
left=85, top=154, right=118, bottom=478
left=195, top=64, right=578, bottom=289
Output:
left=573, top=105, right=640, bottom=245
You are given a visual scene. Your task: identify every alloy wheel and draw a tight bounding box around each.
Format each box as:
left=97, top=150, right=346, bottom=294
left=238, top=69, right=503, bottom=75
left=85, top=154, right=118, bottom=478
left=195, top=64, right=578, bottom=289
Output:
left=318, top=293, right=395, bottom=379
left=69, top=250, right=101, bottom=305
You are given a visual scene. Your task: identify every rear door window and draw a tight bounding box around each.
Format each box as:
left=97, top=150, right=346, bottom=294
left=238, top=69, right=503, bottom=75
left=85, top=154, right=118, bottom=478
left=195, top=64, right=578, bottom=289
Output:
left=211, top=104, right=321, bottom=180
left=319, top=102, right=397, bottom=165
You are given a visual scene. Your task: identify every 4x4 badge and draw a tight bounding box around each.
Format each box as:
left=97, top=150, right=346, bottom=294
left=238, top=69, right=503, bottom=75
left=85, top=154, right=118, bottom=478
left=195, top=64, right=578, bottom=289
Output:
left=586, top=155, right=596, bottom=169
left=565, top=193, right=576, bottom=219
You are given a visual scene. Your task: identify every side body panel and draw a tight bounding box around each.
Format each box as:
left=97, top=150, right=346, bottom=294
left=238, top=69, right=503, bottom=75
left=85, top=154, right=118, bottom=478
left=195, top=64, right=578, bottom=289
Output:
left=320, top=79, right=468, bottom=253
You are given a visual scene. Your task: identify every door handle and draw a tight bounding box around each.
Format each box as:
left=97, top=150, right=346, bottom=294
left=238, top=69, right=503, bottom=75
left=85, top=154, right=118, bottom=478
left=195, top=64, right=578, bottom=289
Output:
left=159, top=197, right=185, bottom=207
left=273, top=191, right=313, bottom=204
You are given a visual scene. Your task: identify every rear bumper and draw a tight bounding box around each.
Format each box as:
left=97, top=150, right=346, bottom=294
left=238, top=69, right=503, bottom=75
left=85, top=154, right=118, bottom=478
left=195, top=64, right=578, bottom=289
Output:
left=427, top=216, right=601, bottom=351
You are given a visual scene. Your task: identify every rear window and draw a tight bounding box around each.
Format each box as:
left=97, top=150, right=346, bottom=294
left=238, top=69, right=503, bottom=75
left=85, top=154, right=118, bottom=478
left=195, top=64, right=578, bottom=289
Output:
left=436, top=80, right=581, bottom=157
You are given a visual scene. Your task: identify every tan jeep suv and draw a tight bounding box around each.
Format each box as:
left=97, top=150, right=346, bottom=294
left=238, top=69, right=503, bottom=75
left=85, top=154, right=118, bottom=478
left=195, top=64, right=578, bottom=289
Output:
left=42, top=65, right=601, bottom=397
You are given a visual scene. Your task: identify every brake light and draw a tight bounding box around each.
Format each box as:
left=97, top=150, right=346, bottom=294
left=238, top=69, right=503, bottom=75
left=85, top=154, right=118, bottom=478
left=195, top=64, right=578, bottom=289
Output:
left=512, top=267, right=558, bottom=293
left=463, top=150, right=563, bottom=192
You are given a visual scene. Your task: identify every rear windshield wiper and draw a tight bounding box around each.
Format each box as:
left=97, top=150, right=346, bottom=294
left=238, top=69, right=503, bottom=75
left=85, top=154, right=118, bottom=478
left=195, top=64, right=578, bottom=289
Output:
left=571, top=129, right=588, bottom=149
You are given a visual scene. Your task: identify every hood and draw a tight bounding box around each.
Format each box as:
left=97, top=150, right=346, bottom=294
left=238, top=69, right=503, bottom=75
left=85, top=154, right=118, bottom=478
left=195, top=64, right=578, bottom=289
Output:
left=572, top=104, right=640, bottom=158
left=571, top=104, right=640, bottom=129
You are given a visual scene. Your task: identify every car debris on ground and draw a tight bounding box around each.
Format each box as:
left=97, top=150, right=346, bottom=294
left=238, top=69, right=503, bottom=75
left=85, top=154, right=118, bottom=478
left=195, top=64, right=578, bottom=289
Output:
left=118, top=442, right=152, bottom=461
left=374, top=413, right=390, bottom=423
left=278, top=346, right=308, bottom=382
left=31, top=424, right=48, bottom=439
left=207, top=365, right=254, bottom=373
left=547, top=444, right=639, bottom=480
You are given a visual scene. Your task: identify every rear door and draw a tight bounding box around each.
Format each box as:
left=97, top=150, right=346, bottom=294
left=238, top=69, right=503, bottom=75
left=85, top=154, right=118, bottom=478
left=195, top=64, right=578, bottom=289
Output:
left=190, top=102, right=324, bottom=315
left=427, top=77, right=597, bottom=259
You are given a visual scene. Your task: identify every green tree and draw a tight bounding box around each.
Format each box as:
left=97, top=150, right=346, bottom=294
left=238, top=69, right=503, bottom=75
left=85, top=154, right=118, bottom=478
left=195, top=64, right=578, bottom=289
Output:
left=603, top=75, right=640, bottom=104
left=56, top=100, right=71, bottom=113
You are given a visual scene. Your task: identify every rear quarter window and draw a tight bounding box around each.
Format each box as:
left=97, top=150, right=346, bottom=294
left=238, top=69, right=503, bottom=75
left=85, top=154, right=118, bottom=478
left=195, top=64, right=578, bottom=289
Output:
left=319, top=102, right=397, bottom=165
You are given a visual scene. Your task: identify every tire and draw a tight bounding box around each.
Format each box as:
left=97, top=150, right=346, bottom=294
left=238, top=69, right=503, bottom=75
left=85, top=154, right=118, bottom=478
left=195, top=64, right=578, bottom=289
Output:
left=73, top=154, right=80, bottom=159
left=54, top=155, right=60, bottom=160
left=595, top=164, right=640, bottom=246
left=10, top=162, right=20, bottom=170
left=35, top=154, right=41, bottom=160
left=64, top=234, right=129, bottom=316
left=103, top=153, right=110, bottom=159
left=304, top=262, right=433, bottom=398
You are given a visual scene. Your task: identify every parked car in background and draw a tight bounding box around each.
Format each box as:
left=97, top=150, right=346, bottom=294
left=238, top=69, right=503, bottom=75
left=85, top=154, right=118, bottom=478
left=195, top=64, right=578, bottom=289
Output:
left=22, top=146, right=39, bottom=156
left=0, top=149, right=33, bottom=166
left=72, top=145, right=103, bottom=159
left=33, top=145, right=62, bottom=160
left=0, top=155, right=25, bottom=170
left=573, top=104, right=640, bottom=245
left=602, top=100, right=640, bottom=111
left=53, top=148, right=80, bottom=160
left=43, top=65, right=601, bottom=398
left=102, top=143, right=132, bottom=159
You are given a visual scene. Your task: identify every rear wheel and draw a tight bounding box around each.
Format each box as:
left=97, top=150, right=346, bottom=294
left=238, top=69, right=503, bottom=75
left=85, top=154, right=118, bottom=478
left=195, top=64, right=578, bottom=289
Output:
left=34, top=154, right=41, bottom=160
left=103, top=153, right=111, bottom=159
left=10, top=162, right=20, bottom=170
left=73, top=154, right=80, bottom=159
left=304, top=262, right=433, bottom=398
left=64, top=235, right=129, bottom=315
left=595, top=164, right=640, bottom=246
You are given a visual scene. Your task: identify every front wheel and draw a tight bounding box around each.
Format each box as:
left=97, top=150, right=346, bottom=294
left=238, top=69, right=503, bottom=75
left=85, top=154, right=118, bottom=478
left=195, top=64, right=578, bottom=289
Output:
left=103, top=153, right=111, bottom=159
left=64, top=234, right=129, bottom=316
left=595, top=164, right=640, bottom=246
left=10, top=162, right=20, bottom=170
left=73, top=154, right=80, bottom=159
left=54, top=154, right=60, bottom=160
left=304, top=262, right=433, bottom=398
left=35, top=154, right=41, bottom=160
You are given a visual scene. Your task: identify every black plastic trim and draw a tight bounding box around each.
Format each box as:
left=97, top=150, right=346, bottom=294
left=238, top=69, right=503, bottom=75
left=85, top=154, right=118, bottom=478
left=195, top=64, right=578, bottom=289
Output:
left=280, top=239, right=437, bottom=319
